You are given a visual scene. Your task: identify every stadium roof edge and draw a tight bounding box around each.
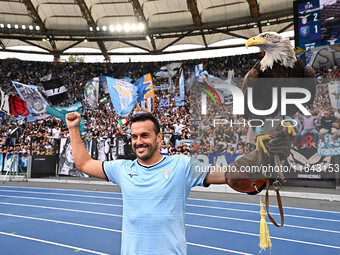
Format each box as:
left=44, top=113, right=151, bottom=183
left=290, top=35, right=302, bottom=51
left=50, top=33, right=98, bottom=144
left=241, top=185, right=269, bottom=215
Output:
left=0, top=0, right=295, bottom=60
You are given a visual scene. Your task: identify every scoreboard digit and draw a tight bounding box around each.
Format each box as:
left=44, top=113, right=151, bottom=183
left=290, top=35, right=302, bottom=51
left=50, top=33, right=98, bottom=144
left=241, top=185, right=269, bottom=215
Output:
left=294, top=0, right=340, bottom=50
left=296, top=0, right=321, bottom=50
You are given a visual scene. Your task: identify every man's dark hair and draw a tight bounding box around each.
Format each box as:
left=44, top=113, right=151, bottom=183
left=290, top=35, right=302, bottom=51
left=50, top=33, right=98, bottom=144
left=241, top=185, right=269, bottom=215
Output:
left=129, top=113, right=160, bottom=134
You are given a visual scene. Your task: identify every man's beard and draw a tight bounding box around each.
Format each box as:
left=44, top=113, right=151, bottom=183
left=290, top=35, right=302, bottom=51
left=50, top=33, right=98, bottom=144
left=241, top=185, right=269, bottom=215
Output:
left=133, top=140, right=158, bottom=161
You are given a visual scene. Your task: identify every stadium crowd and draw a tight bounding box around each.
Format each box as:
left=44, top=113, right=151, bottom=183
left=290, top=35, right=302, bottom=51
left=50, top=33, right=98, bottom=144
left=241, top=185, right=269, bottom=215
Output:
left=0, top=54, right=339, bottom=159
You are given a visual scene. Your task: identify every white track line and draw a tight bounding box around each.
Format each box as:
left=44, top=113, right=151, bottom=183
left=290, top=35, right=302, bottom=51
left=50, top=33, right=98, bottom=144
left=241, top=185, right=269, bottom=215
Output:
left=187, top=242, right=254, bottom=255
left=188, top=197, right=340, bottom=214
left=187, top=212, right=340, bottom=234
left=1, top=201, right=338, bottom=234
left=1, top=194, right=340, bottom=224
left=0, top=189, right=122, bottom=201
left=0, top=186, right=119, bottom=195
left=1, top=185, right=340, bottom=214
left=186, top=224, right=340, bottom=250
left=0, top=202, right=122, bottom=217
left=0, top=212, right=251, bottom=255
left=0, top=194, right=122, bottom=207
left=5, top=209, right=338, bottom=237
left=0, top=231, right=109, bottom=255
left=1, top=209, right=338, bottom=252
left=186, top=204, right=340, bottom=223
left=1, top=201, right=340, bottom=250
left=0, top=212, right=122, bottom=233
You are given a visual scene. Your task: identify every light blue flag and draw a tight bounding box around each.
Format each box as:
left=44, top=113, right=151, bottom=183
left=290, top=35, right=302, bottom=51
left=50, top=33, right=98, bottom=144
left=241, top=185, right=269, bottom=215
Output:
left=134, top=74, right=154, bottom=113
left=317, top=133, right=340, bottom=156
left=3, top=154, right=17, bottom=172
left=174, top=96, right=185, bottom=107
left=46, top=102, right=85, bottom=133
left=194, top=64, right=203, bottom=81
left=122, top=77, right=132, bottom=83
left=0, top=153, right=3, bottom=172
left=12, top=81, right=49, bottom=122
left=227, top=69, right=235, bottom=85
left=101, top=76, right=137, bottom=117
left=179, top=68, right=185, bottom=99
left=175, top=68, right=185, bottom=107
left=328, top=82, right=340, bottom=110
left=155, top=63, right=182, bottom=78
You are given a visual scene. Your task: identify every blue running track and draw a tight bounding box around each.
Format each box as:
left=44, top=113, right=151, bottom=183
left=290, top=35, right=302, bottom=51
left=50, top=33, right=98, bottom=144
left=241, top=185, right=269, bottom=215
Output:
left=0, top=186, right=339, bottom=255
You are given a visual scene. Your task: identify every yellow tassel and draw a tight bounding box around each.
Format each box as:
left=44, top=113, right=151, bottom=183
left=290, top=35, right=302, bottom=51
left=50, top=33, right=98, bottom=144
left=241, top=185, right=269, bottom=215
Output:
left=259, top=201, right=272, bottom=252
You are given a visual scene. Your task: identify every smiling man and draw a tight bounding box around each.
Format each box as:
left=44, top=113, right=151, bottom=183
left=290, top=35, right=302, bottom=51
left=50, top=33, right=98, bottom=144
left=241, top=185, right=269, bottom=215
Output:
left=66, top=112, right=227, bottom=255
left=130, top=114, right=162, bottom=163
left=66, top=112, right=289, bottom=255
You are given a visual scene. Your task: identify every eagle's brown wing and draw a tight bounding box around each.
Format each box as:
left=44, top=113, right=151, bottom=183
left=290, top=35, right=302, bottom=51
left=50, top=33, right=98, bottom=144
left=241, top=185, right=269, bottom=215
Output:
left=303, top=65, right=316, bottom=109
left=242, top=63, right=275, bottom=119
left=241, top=65, right=260, bottom=120
left=241, top=65, right=259, bottom=95
left=241, top=59, right=316, bottom=119
left=304, top=65, right=316, bottom=78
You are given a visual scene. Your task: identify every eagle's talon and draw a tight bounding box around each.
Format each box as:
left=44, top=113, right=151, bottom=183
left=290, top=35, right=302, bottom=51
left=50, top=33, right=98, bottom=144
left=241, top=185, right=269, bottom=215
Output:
left=282, top=121, right=296, bottom=137
left=256, top=134, right=272, bottom=155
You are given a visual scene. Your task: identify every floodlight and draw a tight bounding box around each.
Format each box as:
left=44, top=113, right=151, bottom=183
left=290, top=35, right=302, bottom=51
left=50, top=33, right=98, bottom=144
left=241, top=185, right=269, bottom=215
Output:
left=109, top=25, right=115, bottom=32
left=131, top=23, right=137, bottom=31
left=124, top=24, right=130, bottom=32
left=138, top=23, right=145, bottom=31
left=116, top=24, right=122, bottom=32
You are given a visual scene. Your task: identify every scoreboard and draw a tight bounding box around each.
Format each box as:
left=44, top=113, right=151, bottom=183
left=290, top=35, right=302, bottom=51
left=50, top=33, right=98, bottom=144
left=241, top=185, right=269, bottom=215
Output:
left=294, top=0, right=340, bottom=50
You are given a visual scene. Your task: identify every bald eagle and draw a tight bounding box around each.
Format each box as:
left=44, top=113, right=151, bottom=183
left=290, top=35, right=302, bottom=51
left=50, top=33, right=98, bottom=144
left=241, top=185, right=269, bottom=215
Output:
left=242, top=32, right=316, bottom=151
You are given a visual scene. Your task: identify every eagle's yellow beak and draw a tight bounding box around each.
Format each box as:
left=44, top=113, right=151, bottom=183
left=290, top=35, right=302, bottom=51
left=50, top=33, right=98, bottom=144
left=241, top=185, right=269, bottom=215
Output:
left=245, top=36, right=268, bottom=48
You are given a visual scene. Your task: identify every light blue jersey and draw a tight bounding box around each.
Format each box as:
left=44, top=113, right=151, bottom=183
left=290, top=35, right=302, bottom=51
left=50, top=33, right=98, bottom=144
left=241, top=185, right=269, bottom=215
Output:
left=103, top=154, right=208, bottom=255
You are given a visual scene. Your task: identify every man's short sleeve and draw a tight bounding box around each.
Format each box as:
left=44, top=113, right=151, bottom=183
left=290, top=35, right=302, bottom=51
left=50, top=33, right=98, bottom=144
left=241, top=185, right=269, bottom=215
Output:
left=186, top=156, right=210, bottom=189
left=103, top=160, right=126, bottom=186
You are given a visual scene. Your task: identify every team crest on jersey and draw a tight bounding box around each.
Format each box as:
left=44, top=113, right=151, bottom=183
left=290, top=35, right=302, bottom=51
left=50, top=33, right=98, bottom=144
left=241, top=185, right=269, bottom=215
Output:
left=159, top=168, right=173, bottom=180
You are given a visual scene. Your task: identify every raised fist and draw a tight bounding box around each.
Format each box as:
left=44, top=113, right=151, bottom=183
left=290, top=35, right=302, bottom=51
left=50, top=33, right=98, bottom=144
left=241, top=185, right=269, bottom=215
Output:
left=66, top=112, right=81, bottom=129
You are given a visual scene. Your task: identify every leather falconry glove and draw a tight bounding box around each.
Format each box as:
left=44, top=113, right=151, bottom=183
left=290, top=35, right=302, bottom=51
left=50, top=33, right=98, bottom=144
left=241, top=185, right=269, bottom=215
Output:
left=225, top=125, right=291, bottom=195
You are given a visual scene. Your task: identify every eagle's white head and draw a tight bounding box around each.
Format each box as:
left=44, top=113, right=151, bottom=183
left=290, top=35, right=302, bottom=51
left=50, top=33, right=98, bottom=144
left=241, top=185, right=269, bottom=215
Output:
left=246, top=32, right=297, bottom=71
